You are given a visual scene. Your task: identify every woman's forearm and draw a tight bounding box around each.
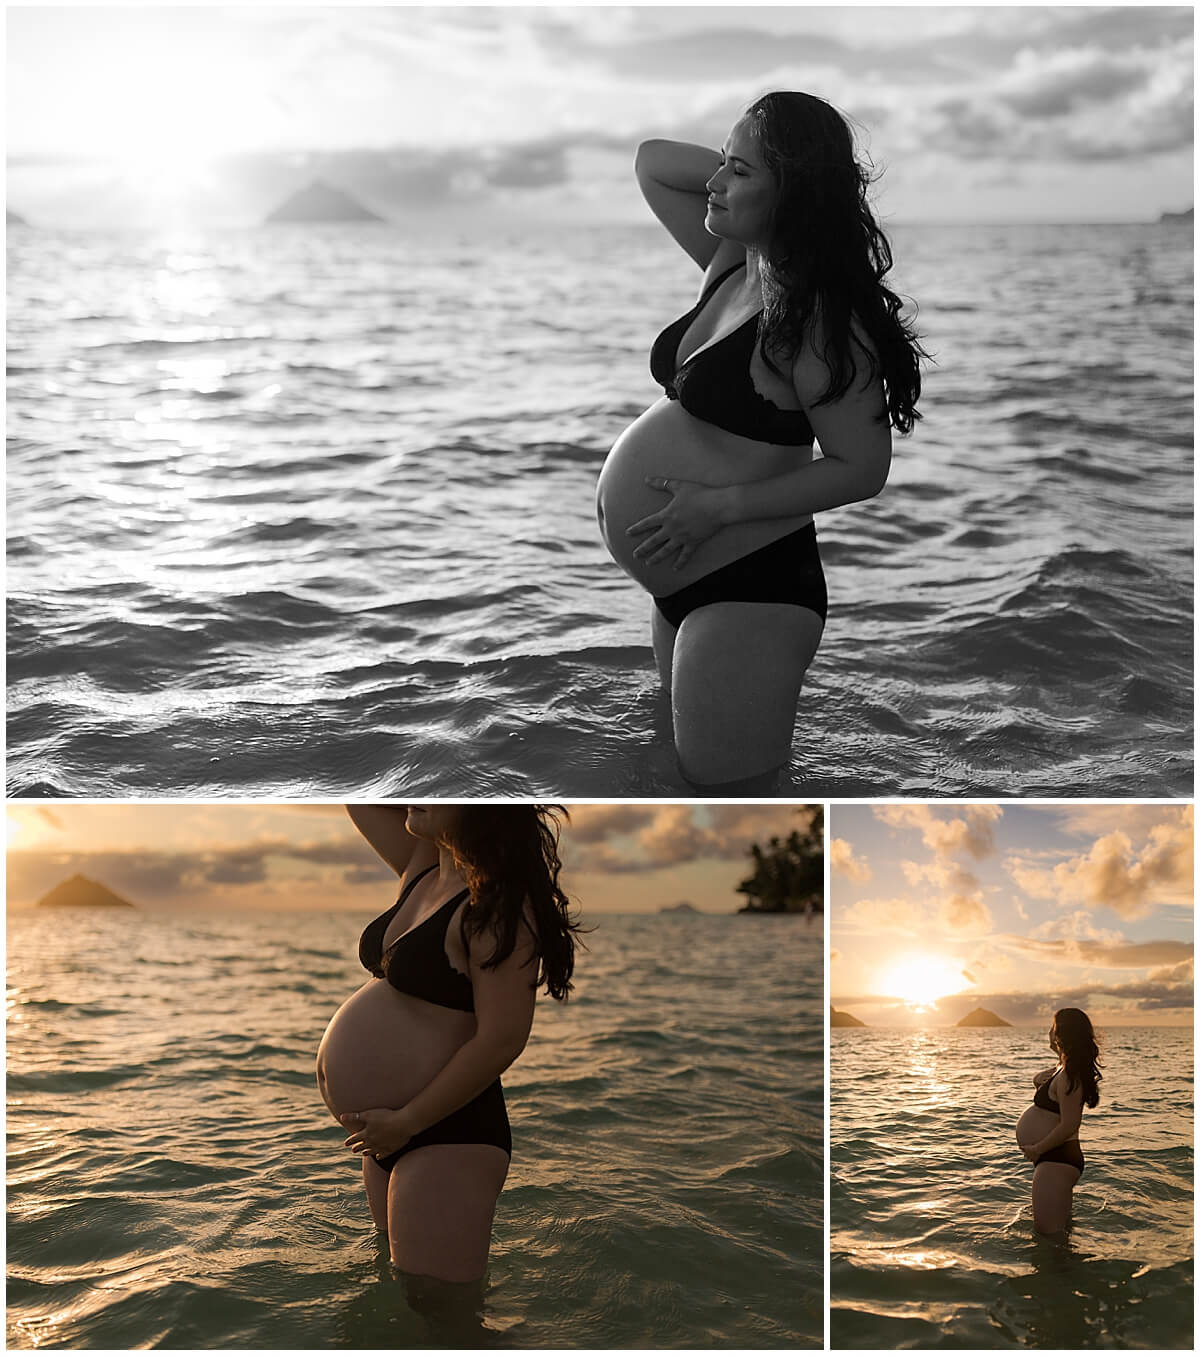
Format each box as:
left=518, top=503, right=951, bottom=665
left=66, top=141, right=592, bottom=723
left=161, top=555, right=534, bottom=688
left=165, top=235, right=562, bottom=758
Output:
left=635, top=139, right=720, bottom=195
left=1032, top=1118, right=1082, bottom=1154
left=346, top=805, right=416, bottom=875
left=719, top=455, right=889, bottom=526
left=397, top=1033, right=524, bottom=1137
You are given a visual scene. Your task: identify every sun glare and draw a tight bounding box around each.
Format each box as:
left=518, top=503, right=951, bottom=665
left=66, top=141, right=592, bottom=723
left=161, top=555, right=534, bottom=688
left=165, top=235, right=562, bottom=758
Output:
left=879, top=953, right=969, bottom=1009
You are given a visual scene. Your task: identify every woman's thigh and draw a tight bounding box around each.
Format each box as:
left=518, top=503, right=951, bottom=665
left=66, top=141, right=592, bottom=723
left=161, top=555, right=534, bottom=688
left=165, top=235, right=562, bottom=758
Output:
left=362, top=1153, right=390, bottom=1231
left=670, top=601, right=824, bottom=783
left=1031, top=1161, right=1080, bottom=1234
left=386, top=1143, right=510, bottom=1282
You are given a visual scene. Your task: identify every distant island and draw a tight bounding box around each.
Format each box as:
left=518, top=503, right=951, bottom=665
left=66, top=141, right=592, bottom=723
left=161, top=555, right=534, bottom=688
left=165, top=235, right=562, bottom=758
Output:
left=831, top=1005, right=866, bottom=1028
left=265, top=179, right=385, bottom=224
left=659, top=902, right=699, bottom=914
left=7, top=209, right=28, bottom=227
left=955, top=1006, right=1011, bottom=1028
left=37, top=874, right=136, bottom=909
left=1159, top=206, right=1193, bottom=224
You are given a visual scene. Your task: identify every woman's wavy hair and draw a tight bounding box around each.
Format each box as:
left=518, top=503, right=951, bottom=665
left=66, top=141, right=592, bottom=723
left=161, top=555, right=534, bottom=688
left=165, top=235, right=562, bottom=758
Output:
left=745, top=91, right=927, bottom=434
left=1050, top=1007, right=1102, bottom=1107
left=446, top=804, right=584, bottom=1001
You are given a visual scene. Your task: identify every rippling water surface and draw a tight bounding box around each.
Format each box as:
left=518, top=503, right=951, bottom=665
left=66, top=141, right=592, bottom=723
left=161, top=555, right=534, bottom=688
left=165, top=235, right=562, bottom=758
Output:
left=6, top=221, right=1193, bottom=796
left=831, top=1026, right=1194, bottom=1349
left=6, top=907, right=822, bottom=1348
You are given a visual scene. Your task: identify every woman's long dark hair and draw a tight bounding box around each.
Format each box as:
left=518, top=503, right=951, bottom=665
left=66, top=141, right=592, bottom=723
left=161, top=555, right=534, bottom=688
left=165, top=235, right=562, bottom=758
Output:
left=448, top=804, right=584, bottom=1001
left=1051, top=1007, right=1102, bottom=1107
left=745, top=91, right=927, bottom=434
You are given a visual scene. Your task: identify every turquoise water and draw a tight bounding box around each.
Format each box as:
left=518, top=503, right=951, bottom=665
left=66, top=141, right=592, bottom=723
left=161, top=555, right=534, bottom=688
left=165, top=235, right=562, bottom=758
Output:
left=6, top=907, right=822, bottom=1347
left=830, top=1025, right=1194, bottom=1348
left=6, top=221, right=1193, bottom=797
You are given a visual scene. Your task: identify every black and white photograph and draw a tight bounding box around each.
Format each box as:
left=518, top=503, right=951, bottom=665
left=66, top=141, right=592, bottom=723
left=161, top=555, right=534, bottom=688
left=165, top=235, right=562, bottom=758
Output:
left=6, top=5, right=1193, bottom=798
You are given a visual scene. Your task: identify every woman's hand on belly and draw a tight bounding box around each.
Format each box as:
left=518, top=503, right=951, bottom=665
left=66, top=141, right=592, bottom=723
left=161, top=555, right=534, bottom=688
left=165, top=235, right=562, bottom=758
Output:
left=628, top=476, right=730, bottom=569
left=341, top=1106, right=414, bottom=1160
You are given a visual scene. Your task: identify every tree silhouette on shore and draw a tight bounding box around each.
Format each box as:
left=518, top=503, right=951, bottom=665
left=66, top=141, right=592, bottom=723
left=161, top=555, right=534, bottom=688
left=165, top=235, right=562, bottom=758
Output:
left=736, top=807, right=824, bottom=914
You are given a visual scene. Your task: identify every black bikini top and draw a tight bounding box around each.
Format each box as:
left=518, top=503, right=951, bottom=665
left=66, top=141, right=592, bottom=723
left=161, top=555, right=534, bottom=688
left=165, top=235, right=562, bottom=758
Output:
left=358, top=865, right=474, bottom=1013
left=1033, top=1077, right=1061, bottom=1114
left=649, top=261, right=815, bottom=447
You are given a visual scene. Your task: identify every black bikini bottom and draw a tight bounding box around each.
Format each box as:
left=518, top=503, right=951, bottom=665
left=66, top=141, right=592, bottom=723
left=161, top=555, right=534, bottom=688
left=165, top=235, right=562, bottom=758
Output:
left=653, top=522, right=827, bottom=629
left=373, top=1078, right=511, bottom=1174
left=1035, top=1140, right=1084, bottom=1177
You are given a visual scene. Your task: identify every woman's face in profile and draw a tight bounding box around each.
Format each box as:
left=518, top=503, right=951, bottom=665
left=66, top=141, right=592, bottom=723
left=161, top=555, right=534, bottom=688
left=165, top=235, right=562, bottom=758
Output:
left=705, top=117, right=777, bottom=247
left=406, top=803, right=466, bottom=846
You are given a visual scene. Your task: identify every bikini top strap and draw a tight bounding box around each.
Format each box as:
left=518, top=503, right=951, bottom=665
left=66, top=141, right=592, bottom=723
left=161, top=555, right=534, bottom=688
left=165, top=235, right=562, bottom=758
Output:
left=697, top=260, right=747, bottom=306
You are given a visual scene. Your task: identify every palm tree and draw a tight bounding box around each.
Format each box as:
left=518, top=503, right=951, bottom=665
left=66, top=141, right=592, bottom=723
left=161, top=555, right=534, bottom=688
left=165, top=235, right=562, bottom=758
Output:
left=736, top=807, right=824, bottom=914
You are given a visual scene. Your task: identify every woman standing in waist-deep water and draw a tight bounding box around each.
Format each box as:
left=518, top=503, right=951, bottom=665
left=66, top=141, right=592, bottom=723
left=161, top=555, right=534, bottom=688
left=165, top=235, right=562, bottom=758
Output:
left=597, top=91, right=926, bottom=793
left=1015, top=1008, right=1102, bottom=1235
left=316, top=804, right=581, bottom=1284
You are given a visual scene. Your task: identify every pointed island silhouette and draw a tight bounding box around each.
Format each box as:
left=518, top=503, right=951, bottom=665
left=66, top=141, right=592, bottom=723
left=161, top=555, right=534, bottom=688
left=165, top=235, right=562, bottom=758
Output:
left=265, top=179, right=385, bottom=224
left=831, top=1005, right=866, bottom=1028
left=955, top=1006, right=1011, bottom=1027
left=37, top=873, right=136, bottom=909
left=659, top=901, right=699, bottom=914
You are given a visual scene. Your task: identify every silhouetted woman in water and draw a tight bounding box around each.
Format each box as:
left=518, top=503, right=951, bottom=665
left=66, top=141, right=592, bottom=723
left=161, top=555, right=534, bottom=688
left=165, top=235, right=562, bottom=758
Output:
left=316, top=804, right=581, bottom=1284
left=1015, top=1007, right=1102, bottom=1234
left=597, top=90, right=925, bottom=793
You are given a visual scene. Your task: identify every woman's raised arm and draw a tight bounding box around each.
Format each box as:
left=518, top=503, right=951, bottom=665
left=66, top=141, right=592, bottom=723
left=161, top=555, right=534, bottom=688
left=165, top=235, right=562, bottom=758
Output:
left=345, top=805, right=435, bottom=878
left=635, top=139, right=727, bottom=270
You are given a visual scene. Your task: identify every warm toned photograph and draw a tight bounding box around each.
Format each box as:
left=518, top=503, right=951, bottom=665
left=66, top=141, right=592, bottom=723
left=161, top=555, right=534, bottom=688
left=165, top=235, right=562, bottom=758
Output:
left=6, top=800, right=823, bottom=1348
left=829, top=801, right=1193, bottom=1349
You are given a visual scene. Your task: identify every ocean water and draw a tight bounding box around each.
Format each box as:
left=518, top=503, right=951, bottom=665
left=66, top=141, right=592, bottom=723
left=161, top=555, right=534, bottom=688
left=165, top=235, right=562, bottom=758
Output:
left=6, top=907, right=822, bottom=1349
left=6, top=221, right=1193, bottom=797
left=830, top=1025, right=1194, bottom=1349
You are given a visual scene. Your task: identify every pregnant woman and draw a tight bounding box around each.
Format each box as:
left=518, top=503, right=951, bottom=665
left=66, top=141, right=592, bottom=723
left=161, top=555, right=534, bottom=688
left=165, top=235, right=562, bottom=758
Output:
left=597, top=91, right=925, bottom=793
left=1015, top=1008, right=1102, bottom=1235
left=316, top=804, right=581, bottom=1285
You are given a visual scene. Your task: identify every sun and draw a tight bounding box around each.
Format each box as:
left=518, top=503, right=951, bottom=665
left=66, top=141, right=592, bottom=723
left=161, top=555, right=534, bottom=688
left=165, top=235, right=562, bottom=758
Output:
left=879, top=953, right=970, bottom=1010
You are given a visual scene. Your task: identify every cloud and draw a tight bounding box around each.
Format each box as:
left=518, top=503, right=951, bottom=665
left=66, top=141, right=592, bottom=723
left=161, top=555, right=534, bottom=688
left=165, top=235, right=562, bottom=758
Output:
left=942, top=892, right=992, bottom=934
left=875, top=804, right=1002, bottom=859
left=938, top=974, right=1194, bottom=1019
left=831, top=837, right=871, bottom=882
left=566, top=804, right=816, bottom=874
left=1007, top=806, right=1193, bottom=920
left=842, top=895, right=930, bottom=936
left=997, top=934, right=1193, bottom=971
left=869, top=805, right=1000, bottom=936
left=6, top=833, right=387, bottom=905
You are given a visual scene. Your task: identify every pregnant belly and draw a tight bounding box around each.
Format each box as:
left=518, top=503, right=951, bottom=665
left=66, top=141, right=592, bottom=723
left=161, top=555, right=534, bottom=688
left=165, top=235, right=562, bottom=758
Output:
left=596, top=397, right=814, bottom=596
left=315, top=979, right=472, bottom=1122
left=1016, top=1105, right=1060, bottom=1148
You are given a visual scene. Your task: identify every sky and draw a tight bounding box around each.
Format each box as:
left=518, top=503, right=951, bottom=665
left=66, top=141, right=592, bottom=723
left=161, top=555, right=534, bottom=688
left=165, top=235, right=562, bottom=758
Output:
left=830, top=802, right=1193, bottom=1027
left=5, top=801, right=817, bottom=916
left=6, top=5, right=1193, bottom=230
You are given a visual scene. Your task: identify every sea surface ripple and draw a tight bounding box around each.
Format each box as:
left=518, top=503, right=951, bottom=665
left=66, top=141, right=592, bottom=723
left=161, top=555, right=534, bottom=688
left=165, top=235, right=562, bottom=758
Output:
left=7, top=908, right=822, bottom=1348
left=6, top=222, right=1193, bottom=795
left=831, top=1026, right=1193, bottom=1349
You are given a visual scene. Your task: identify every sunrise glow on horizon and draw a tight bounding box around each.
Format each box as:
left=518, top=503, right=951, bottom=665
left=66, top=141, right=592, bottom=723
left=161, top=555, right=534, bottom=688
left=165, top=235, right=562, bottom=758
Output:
left=7, top=7, right=1192, bottom=230
left=831, top=804, right=1193, bottom=1028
